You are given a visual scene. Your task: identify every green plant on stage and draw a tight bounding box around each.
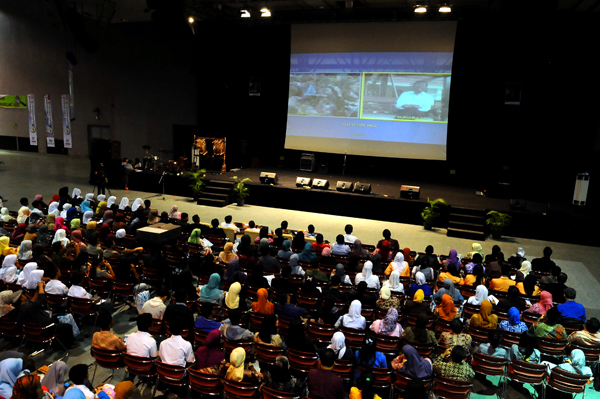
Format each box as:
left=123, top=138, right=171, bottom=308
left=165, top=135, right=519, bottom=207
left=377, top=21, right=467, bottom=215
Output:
left=421, top=198, right=448, bottom=225
left=486, top=210, right=512, bottom=233
left=185, top=169, right=207, bottom=196
left=231, top=176, right=252, bottom=200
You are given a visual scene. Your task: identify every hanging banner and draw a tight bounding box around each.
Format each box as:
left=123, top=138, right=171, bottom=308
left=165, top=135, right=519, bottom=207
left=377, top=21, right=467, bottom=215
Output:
left=44, top=95, right=55, bottom=147
left=27, top=94, right=38, bottom=146
left=61, top=94, right=72, bottom=148
left=0, top=95, right=27, bottom=109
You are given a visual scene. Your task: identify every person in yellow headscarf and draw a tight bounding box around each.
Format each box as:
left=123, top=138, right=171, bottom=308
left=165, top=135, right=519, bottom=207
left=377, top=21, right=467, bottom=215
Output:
left=45, top=214, right=56, bottom=229
left=96, top=201, right=107, bottom=215
left=0, top=237, right=17, bottom=256
left=404, top=289, right=432, bottom=315
left=225, top=282, right=242, bottom=310
left=469, top=300, right=498, bottom=329
left=221, top=347, right=262, bottom=384
left=84, top=221, right=97, bottom=241
left=114, top=381, right=135, bottom=399
left=219, top=242, right=238, bottom=264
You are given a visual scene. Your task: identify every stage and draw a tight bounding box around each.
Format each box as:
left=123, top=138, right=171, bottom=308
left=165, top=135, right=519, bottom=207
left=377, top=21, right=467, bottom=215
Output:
left=129, top=167, right=597, bottom=246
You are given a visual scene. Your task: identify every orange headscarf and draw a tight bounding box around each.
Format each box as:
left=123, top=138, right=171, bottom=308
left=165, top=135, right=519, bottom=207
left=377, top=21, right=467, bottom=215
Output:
left=437, top=294, right=457, bottom=321
left=403, top=247, right=412, bottom=262
left=252, top=288, right=274, bottom=315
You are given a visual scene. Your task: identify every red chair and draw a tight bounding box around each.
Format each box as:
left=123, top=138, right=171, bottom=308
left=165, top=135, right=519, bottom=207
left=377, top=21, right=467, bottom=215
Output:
left=432, top=376, right=473, bottom=399
left=547, top=366, right=591, bottom=397
left=375, top=333, right=400, bottom=358
left=90, top=346, right=125, bottom=384
left=123, top=353, right=156, bottom=383
left=307, top=321, right=335, bottom=344
left=255, top=343, right=284, bottom=366
left=332, top=359, right=354, bottom=384
left=19, top=322, right=69, bottom=360
left=570, top=342, right=600, bottom=363
left=222, top=378, right=260, bottom=399
left=506, top=360, right=547, bottom=398
left=536, top=337, right=567, bottom=358
left=187, top=368, right=223, bottom=397
left=223, top=337, right=253, bottom=357
left=394, top=371, right=433, bottom=396
left=472, top=352, right=507, bottom=397
left=193, top=328, right=209, bottom=347
left=262, top=385, right=300, bottom=399
left=148, top=318, right=166, bottom=338
left=151, top=360, right=190, bottom=398
left=45, top=294, right=68, bottom=313
left=287, top=348, right=319, bottom=374
left=340, top=326, right=366, bottom=349
left=0, top=318, right=22, bottom=340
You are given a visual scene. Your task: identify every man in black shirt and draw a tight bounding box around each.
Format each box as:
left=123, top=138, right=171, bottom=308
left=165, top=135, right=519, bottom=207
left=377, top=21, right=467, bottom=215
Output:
left=496, top=286, right=526, bottom=312
left=270, top=265, right=296, bottom=294
left=547, top=272, right=568, bottom=304
left=258, top=243, right=280, bottom=273
left=163, top=290, right=194, bottom=330
left=206, top=218, right=226, bottom=239
left=322, top=275, right=348, bottom=302
left=531, top=247, right=556, bottom=273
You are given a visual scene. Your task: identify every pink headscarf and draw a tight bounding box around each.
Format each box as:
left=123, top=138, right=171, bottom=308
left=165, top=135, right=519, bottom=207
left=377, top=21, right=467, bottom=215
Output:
left=537, top=291, right=554, bottom=315
left=54, top=217, right=69, bottom=233
left=322, top=247, right=331, bottom=257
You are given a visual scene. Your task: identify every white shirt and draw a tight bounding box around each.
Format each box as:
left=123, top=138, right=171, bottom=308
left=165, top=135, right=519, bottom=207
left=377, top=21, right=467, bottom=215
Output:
left=331, top=243, right=351, bottom=255
left=395, top=91, right=435, bottom=112
left=68, top=285, right=92, bottom=299
left=127, top=331, right=157, bottom=358
left=159, top=335, right=195, bottom=367
left=66, top=385, right=94, bottom=399
left=45, top=279, right=68, bottom=296
left=221, top=222, right=240, bottom=233
left=343, top=234, right=357, bottom=244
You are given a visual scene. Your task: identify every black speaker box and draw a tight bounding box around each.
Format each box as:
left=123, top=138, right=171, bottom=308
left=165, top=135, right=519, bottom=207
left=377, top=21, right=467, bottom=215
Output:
left=353, top=182, right=371, bottom=194
left=336, top=181, right=354, bottom=192
left=312, top=179, right=329, bottom=190
left=259, top=172, right=278, bottom=184
left=296, top=177, right=312, bottom=187
left=400, top=185, right=420, bottom=199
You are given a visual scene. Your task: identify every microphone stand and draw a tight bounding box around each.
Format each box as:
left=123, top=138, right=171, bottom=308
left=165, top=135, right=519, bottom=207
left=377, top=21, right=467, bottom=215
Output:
left=342, top=150, right=347, bottom=175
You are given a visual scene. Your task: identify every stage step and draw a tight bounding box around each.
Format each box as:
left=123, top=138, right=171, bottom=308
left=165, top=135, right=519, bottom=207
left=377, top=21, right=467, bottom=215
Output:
left=207, top=180, right=235, bottom=189
left=197, top=197, right=229, bottom=207
left=450, top=206, right=487, bottom=217
left=447, top=227, right=486, bottom=240
left=448, top=214, right=486, bottom=225
left=448, top=221, right=485, bottom=232
left=196, top=179, right=234, bottom=207
left=202, top=192, right=230, bottom=201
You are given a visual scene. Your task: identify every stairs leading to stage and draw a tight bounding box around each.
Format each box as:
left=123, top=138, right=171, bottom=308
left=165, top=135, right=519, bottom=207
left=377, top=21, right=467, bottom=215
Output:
left=446, top=206, right=487, bottom=240
left=196, top=180, right=234, bottom=207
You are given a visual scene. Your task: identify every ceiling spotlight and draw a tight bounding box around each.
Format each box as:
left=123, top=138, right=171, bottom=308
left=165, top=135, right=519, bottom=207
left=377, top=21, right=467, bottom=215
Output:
left=240, top=9, right=251, bottom=17
left=188, top=16, right=194, bottom=23
left=260, top=7, right=271, bottom=17
left=414, top=5, right=427, bottom=13
left=439, top=4, right=451, bottom=12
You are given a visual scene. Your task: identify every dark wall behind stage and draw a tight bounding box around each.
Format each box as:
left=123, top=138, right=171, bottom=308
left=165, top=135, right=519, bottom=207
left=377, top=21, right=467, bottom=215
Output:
left=193, top=17, right=600, bottom=208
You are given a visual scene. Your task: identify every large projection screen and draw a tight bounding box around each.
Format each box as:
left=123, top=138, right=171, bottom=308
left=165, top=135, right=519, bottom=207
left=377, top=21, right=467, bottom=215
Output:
left=285, top=22, right=457, bottom=160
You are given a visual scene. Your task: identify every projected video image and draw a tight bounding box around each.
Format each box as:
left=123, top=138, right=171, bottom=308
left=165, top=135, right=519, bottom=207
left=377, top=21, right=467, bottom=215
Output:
left=361, top=74, right=450, bottom=122
left=288, top=73, right=361, bottom=117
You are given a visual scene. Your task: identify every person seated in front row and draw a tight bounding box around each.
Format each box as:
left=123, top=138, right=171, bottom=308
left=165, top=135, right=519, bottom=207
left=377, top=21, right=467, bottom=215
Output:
left=557, top=287, right=586, bottom=323
left=489, top=264, right=516, bottom=292
left=331, top=234, right=351, bottom=255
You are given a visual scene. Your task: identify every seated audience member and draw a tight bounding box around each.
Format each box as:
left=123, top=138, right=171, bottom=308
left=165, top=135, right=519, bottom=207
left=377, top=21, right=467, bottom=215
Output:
left=199, top=273, right=223, bottom=304
left=467, top=285, right=489, bottom=306
left=434, top=294, right=459, bottom=321
left=464, top=258, right=486, bottom=286
left=277, top=240, right=293, bottom=259
left=351, top=371, right=382, bottom=399
left=404, top=289, right=432, bottom=315
left=92, top=310, right=125, bottom=351
left=331, top=263, right=351, bottom=285
left=219, top=347, right=263, bottom=384
left=402, top=313, right=437, bottom=346
left=557, top=287, right=586, bottom=323
left=67, top=272, right=112, bottom=312
left=354, top=261, right=380, bottom=289
left=533, top=307, right=567, bottom=339
left=195, top=303, right=221, bottom=332
left=271, top=265, right=296, bottom=294
left=470, top=300, right=498, bottom=329
left=385, top=252, right=410, bottom=277
left=376, top=286, right=400, bottom=311
left=258, top=244, right=281, bottom=273
left=489, top=264, right=516, bottom=292
left=508, top=247, right=526, bottom=269
left=41, top=361, right=69, bottom=398
left=126, top=314, right=157, bottom=358
left=499, top=307, right=528, bottom=333
left=207, top=218, right=226, bottom=239
left=434, top=279, right=463, bottom=302
left=318, top=297, right=343, bottom=326
left=486, top=251, right=507, bottom=278
left=221, top=215, right=240, bottom=232
left=219, top=242, right=238, bottom=264
left=370, top=308, right=403, bottom=337
left=264, top=356, right=302, bottom=395
left=343, top=224, right=357, bottom=243
left=311, top=234, right=330, bottom=252
left=335, top=300, right=366, bottom=329
left=531, top=246, right=556, bottom=273
left=254, top=315, right=282, bottom=346
left=220, top=309, right=254, bottom=341
left=256, top=227, right=273, bottom=244
left=437, top=264, right=464, bottom=286
left=517, top=274, right=541, bottom=297
left=416, top=245, right=438, bottom=269
left=328, top=331, right=355, bottom=362
left=320, top=247, right=337, bottom=267
left=298, top=242, right=317, bottom=262
left=272, top=228, right=285, bottom=247
left=195, top=329, right=224, bottom=373
left=438, top=319, right=471, bottom=351
left=406, top=272, right=429, bottom=296
left=252, top=288, right=275, bottom=315
left=507, top=331, right=540, bottom=363
left=515, top=259, right=532, bottom=282
left=286, top=319, right=316, bottom=353
left=392, top=345, right=433, bottom=380
left=245, top=263, right=270, bottom=290
left=307, top=349, right=345, bottom=399
left=158, top=321, right=195, bottom=367
left=354, top=334, right=387, bottom=379
left=44, top=266, right=68, bottom=296
left=323, top=275, right=347, bottom=301
left=485, top=245, right=501, bottom=263
left=554, top=349, right=593, bottom=380
left=225, top=282, right=248, bottom=311
left=476, top=330, right=507, bottom=358
left=568, top=317, right=600, bottom=347
left=349, top=281, right=376, bottom=308
left=331, top=234, right=351, bottom=255
left=465, top=242, right=484, bottom=260
left=547, top=272, right=569, bottom=304
left=224, top=260, right=247, bottom=287
left=142, top=289, right=169, bottom=319
left=433, top=346, right=475, bottom=381
left=163, top=289, right=194, bottom=330
left=377, top=229, right=400, bottom=256
left=292, top=232, right=307, bottom=252
left=496, top=286, right=527, bottom=312
left=540, top=265, right=561, bottom=285
left=65, top=364, right=95, bottom=399
left=383, top=270, right=405, bottom=294
left=525, top=291, right=554, bottom=316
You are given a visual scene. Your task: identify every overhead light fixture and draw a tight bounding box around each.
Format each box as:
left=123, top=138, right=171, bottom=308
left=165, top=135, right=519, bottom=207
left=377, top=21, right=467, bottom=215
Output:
left=414, top=5, right=427, bottom=13
left=439, top=4, right=451, bottom=12
left=240, top=9, right=251, bottom=17
left=260, top=7, right=271, bottom=17
left=188, top=16, right=195, bottom=23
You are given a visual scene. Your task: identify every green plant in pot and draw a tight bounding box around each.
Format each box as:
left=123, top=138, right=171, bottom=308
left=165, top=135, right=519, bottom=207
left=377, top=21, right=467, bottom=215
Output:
left=421, top=198, right=448, bottom=230
left=185, top=169, right=206, bottom=199
left=486, top=210, right=512, bottom=239
left=231, top=176, right=252, bottom=206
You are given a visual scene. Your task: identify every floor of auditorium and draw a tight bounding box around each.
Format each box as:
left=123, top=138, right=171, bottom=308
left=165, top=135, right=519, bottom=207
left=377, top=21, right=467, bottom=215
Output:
left=1, top=150, right=599, bottom=399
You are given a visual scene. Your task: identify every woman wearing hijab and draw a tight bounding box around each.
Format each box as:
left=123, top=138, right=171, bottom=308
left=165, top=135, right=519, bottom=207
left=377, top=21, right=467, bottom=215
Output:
left=95, top=201, right=107, bottom=216
left=533, top=307, right=567, bottom=339
left=370, top=308, right=403, bottom=337
left=254, top=315, right=282, bottom=346
left=221, top=347, right=262, bottom=384
left=288, top=254, right=304, bottom=276
left=435, top=294, right=458, bottom=322
left=556, top=349, right=593, bottom=376
left=52, top=230, right=69, bottom=248
left=467, top=285, right=489, bottom=306
left=195, top=329, right=225, bottom=372
left=277, top=240, right=293, bottom=259
left=84, top=221, right=97, bottom=241
left=100, top=210, right=114, bottom=226
left=403, top=248, right=415, bottom=268
left=80, top=200, right=93, bottom=214
left=0, top=255, right=18, bottom=283
left=525, top=291, right=553, bottom=315
left=466, top=243, right=484, bottom=260
left=406, top=272, right=429, bottom=296
left=355, top=261, right=380, bottom=290
left=17, top=207, right=31, bottom=224
left=98, top=224, right=112, bottom=244
left=443, top=249, right=461, bottom=271
left=352, top=240, right=369, bottom=258
left=328, top=331, right=355, bottom=362
left=224, top=259, right=246, bottom=286
left=298, top=243, right=316, bottom=262
left=17, top=262, right=37, bottom=286
left=81, top=211, right=93, bottom=226
left=434, top=279, right=463, bottom=302
left=377, top=240, right=391, bottom=262
left=252, top=288, right=275, bottom=315
left=404, top=289, right=432, bottom=315
left=188, top=228, right=202, bottom=245
left=517, top=274, right=541, bottom=297
left=385, top=252, right=409, bottom=276
left=392, top=345, right=433, bottom=378
left=53, top=217, right=70, bottom=234
left=331, top=264, right=351, bottom=285
left=69, top=218, right=81, bottom=231
left=117, top=198, right=129, bottom=211
left=499, top=307, right=528, bottom=333
left=59, top=204, right=71, bottom=220
left=11, top=224, right=28, bottom=241
left=0, top=237, right=18, bottom=256
left=335, top=300, right=366, bottom=329
left=34, top=225, right=52, bottom=246
left=66, top=207, right=78, bottom=224
left=23, top=225, right=37, bottom=243
left=167, top=205, right=180, bottom=219
left=219, top=242, right=238, bottom=264
left=382, top=270, right=404, bottom=294
left=48, top=202, right=60, bottom=218
left=106, top=196, right=117, bottom=209
left=401, top=313, right=437, bottom=346
left=225, top=282, right=244, bottom=310
left=17, top=240, right=32, bottom=261
left=0, top=290, right=22, bottom=319
left=515, top=260, right=532, bottom=282
left=0, top=208, right=15, bottom=223
left=41, top=361, right=69, bottom=397
left=370, top=253, right=383, bottom=274
left=130, top=198, right=143, bottom=212
left=0, top=358, right=24, bottom=399
left=376, top=286, right=400, bottom=311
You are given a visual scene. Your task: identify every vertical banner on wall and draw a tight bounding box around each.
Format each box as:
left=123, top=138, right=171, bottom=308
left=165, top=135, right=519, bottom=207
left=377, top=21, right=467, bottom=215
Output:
left=27, top=94, right=38, bottom=146
left=44, top=95, right=55, bottom=147
left=61, top=95, right=72, bottom=148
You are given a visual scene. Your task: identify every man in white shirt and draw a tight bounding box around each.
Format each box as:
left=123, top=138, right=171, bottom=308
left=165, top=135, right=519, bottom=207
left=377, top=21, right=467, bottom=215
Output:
left=44, top=267, right=68, bottom=296
left=331, top=234, right=351, bottom=255
left=343, top=224, right=357, bottom=244
left=68, top=272, right=113, bottom=312
left=395, top=81, right=435, bottom=119
left=65, top=364, right=95, bottom=399
left=126, top=314, right=157, bottom=358
left=221, top=215, right=240, bottom=232
left=158, top=321, right=195, bottom=367
left=142, top=289, right=169, bottom=319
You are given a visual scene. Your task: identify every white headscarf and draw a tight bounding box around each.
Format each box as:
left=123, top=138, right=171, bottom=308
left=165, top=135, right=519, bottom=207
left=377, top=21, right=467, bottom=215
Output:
left=82, top=211, right=94, bottom=224
left=342, top=300, right=364, bottom=328
left=516, top=247, right=525, bottom=257
left=0, top=255, right=17, bottom=281
left=469, top=285, right=489, bottom=305
left=72, top=188, right=82, bottom=199
left=328, top=331, right=347, bottom=359
left=106, top=196, right=117, bottom=208
left=1, top=208, right=12, bottom=222
left=17, top=262, right=37, bottom=285
left=17, top=240, right=32, bottom=260
left=17, top=206, right=30, bottom=224
left=519, top=261, right=532, bottom=278
left=392, top=252, right=408, bottom=274
left=52, top=229, right=69, bottom=247
left=386, top=270, right=403, bottom=291
left=362, top=261, right=373, bottom=280
left=23, top=269, right=44, bottom=290
left=119, top=197, right=129, bottom=210
left=48, top=202, right=60, bottom=217
left=131, top=198, right=143, bottom=212
left=60, top=203, right=71, bottom=219
left=415, top=271, right=426, bottom=286
left=97, top=195, right=106, bottom=202
left=116, top=229, right=126, bottom=239
left=1, top=267, right=18, bottom=283
left=85, top=193, right=94, bottom=201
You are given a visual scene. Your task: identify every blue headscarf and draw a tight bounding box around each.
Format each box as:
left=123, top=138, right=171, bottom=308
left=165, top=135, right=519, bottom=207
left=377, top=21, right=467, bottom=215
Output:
left=0, top=358, right=23, bottom=399
left=80, top=200, right=93, bottom=214
left=63, top=388, right=87, bottom=399
left=66, top=207, right=78, bottom=223
left=298, top=242, right=316, bottom=262
left=200, top=273, right=223, bottom=304
left=508, top=307, right=521, bottom=325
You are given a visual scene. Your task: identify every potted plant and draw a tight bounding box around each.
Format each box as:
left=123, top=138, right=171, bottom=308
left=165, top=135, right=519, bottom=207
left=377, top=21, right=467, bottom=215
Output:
left=486, top=210, right=512, bottom=239
left=184, top=168, right=206, bottom=199
left=421, top=198, right=448, bottom=230
left=231, top=176, right=252, bottom=206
